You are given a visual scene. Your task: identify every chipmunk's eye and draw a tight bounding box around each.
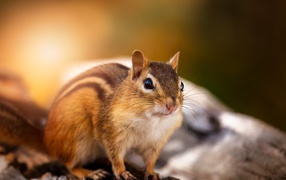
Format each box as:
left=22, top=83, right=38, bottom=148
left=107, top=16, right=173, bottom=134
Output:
left=180, top=82, right=184, bottom=91
left=144, top=78, right=154, bottom=90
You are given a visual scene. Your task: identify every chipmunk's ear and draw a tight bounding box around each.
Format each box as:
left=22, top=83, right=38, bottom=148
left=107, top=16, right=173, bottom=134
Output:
left=168, top=51, right=180, bottom=72
left=132, top=50, right=148, bottom=80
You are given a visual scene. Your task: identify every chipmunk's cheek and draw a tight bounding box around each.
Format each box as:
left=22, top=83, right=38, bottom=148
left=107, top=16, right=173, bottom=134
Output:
left=145, top=104, right=160, bottom=118
left=153, top=105, right=162, bottom=114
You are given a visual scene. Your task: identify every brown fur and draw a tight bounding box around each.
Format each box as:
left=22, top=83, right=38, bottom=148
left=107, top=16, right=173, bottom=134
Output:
left=0, top=70, right=47, bottom=151
left=0, top=101, right=45, bottom=152
left=44, top=50, right=183, bottom=179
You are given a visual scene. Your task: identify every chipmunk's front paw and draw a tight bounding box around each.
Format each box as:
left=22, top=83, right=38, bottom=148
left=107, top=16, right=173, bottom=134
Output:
left=84, top=169, right=110, bottom=180
left=144, top=172, right=162, bottom=180
left=118, top=171, right=137, bottom=180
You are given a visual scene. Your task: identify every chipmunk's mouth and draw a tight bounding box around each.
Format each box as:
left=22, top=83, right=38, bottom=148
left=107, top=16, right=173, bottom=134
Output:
left=153, top=107, right=179, bottom=117
left=153, top=112, right=171, bottom=117
left=160, top=111, right=173, bottom=116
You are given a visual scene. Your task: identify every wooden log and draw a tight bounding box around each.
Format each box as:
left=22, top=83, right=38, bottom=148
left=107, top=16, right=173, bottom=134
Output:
left=0, top=60, right=285, bottom=180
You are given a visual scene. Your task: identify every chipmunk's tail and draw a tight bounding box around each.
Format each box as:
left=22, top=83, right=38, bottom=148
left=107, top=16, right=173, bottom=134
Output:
left=0, top=101, right=46, bottom=152
left=0, top=69, right=47, bottom=153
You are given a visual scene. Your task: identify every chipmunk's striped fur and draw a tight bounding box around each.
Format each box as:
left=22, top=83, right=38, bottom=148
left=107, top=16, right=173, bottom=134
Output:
left=44, top=50, right=183, bottom=180
left=0, top=101, right=44, bottom=152
left=0, top=71, right=46, bottom=152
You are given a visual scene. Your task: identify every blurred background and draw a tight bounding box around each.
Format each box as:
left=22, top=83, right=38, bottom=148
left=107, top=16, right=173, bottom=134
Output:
left=0, top=1, right=285, bottom=131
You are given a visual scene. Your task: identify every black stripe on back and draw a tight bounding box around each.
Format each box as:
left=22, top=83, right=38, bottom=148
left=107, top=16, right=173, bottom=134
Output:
left=56, top=72, right=111, bottom=100
left=59, top=82, right=105, bottom=102
left=56, top=63, right=129, bottom=100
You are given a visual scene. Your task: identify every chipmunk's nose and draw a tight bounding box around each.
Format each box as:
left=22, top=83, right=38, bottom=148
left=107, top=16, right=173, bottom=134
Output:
left=165, top=98, right=178, bottom=114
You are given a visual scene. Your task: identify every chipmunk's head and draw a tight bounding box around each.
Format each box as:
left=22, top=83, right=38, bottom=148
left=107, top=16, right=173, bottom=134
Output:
left=130, top=50, right=183, bottom=118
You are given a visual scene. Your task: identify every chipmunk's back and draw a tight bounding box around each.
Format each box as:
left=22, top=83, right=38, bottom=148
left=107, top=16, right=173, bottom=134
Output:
left=45, top=63, right=129, bottom=165
left=54, top=63, right=130, bottom=104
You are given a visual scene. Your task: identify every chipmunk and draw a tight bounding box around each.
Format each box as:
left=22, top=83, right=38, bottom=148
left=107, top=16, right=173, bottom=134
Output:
left=0, top=50, right=184, bottom=180
left=45, top=50, right=184, bottom=180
